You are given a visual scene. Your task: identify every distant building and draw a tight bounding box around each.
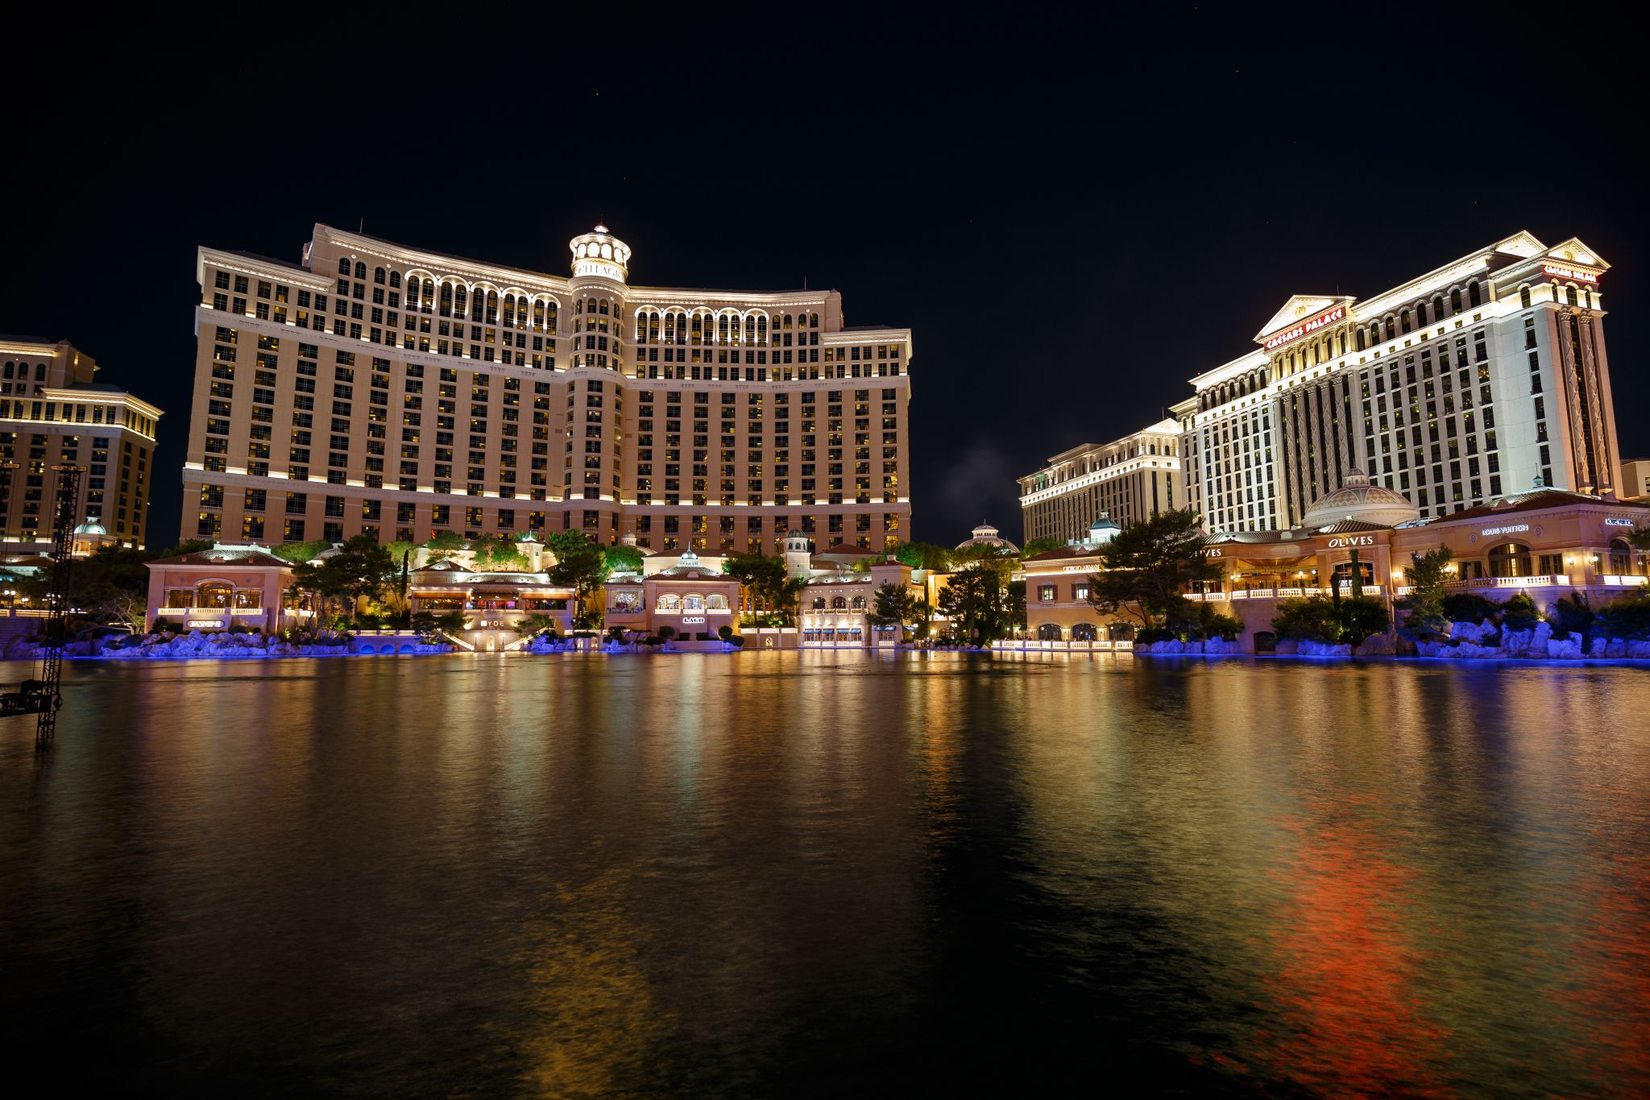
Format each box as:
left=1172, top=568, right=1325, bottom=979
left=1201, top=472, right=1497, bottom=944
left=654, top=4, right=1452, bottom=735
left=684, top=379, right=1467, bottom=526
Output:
left=182, top=223, right=913, bottom=557
left=1017, top=419, right=1181, bottom=545
left=145, top=544, right=298, bottom=634
left=0, top=338, right=162, bottom=552
left=1622, top=458, right=1650, bottom=500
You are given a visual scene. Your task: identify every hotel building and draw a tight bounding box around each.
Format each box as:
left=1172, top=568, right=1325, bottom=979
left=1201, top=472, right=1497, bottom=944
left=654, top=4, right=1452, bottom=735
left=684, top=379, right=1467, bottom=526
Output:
left=183, top=224, right=912, bottom=555
left=1016, top=419, right=1182, bottom=544
left=1180, top=232, right=1619, bottom=533
left=0, top=338, right=162, bottom=552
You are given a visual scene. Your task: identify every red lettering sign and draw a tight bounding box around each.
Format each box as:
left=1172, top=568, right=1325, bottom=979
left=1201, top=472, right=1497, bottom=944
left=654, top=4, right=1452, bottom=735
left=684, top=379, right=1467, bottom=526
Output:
left=1262, top=306, right=1346, bottom=350
left=1543, top=262, right=1600, bottom=284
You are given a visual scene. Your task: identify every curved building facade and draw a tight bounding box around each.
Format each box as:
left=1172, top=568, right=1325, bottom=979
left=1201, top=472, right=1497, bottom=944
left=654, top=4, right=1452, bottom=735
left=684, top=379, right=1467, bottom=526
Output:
left=183, top=224, right=913, bottom=555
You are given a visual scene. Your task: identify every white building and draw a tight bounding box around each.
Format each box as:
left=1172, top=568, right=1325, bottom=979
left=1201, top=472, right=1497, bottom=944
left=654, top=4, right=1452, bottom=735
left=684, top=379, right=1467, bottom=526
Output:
left=1178, top=231, right=1620, bottom=532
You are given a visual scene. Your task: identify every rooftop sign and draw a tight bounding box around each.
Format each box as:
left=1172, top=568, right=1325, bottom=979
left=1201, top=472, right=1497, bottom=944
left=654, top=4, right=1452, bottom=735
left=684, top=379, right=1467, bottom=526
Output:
left=1543, top=262, right=1600, bottom=284
left=1262, top=306, right=1346, bottom=351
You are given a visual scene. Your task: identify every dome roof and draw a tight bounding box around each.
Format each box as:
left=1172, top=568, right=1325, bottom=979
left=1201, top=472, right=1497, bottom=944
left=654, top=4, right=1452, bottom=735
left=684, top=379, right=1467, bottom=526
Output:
left=73, top=516, right=107, bottom=536
left=1302, top=469, right=1420, bottom=529
left=954, top=521, right=1019, bottom=554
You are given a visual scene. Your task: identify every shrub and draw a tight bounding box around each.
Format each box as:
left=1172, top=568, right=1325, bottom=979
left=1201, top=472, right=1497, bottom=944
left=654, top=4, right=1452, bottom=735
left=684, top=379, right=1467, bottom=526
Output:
left=1272, top=597, right=1338, bottom=643
left=1596, top=588, right=1650, bottom=640
left=1442, top=591, right=1500, bottom=624
left=1500, top=592, right=1542, bottom=631
left=657, top=625, right=676, bottom=641
left=1273, top=595, right=1389, bottom=645
left=1135, top=626, right=1176, bottom=645
left=717, top=624, right=734, bottom=640
left=727, top=636, right=746, bottom=648
left=1546, top=594, right=1593, bottom=642
left=642, top=635, right=663, bottom=647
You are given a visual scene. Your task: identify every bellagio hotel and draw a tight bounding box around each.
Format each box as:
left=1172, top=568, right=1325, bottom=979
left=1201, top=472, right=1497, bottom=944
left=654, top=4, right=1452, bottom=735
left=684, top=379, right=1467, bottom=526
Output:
left=183, top=224, right=913, bottom=553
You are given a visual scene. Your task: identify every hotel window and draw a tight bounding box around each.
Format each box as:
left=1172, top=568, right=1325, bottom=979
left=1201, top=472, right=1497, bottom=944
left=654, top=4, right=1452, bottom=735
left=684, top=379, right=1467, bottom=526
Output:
left=1038, top=584, right=1055, bottom=601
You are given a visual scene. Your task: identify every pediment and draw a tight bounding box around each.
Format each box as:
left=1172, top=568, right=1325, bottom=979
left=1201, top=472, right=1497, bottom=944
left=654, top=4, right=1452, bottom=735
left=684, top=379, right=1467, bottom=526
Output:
left=1492, top=230, right=1546, bottom=258
left=1254, top=295, right=1354, bottom=343
left=1545, top=237, right=1608, bottom=270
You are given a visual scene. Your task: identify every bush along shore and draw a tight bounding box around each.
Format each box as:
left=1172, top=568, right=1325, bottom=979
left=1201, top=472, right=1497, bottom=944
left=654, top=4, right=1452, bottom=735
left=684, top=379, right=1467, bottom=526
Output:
left=1412, top=589, right=1650, bottom=660
left=14, top=628, right=457, bottom=660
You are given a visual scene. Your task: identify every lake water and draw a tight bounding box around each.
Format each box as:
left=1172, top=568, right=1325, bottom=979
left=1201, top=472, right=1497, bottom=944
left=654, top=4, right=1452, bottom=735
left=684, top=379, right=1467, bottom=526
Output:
left=2, top=653, right=1647, bottom=1097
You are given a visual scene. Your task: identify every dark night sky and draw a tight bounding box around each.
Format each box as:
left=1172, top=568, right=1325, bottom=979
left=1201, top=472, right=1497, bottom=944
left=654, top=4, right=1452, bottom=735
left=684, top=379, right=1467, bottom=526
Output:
left=5, top=10, right=1644, bottom=549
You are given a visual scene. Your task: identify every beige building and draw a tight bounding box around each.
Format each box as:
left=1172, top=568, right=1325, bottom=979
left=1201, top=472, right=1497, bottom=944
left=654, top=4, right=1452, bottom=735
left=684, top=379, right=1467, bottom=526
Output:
left=0, top=338, right=162, bottom=551
left=182, top=224, right=912, bottom=557
left=1622, top=458, right=1650, bottom=500
left=146, top=544, right=299, bottom=634
left=1017, top=419, right=1181, bottom=544
left=1023, top=471, right=1650, bottom=652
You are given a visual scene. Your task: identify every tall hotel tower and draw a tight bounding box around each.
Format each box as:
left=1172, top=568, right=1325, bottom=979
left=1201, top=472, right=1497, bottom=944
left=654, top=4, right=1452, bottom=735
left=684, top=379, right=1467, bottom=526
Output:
left=1177, top=232, right=1620, bottom=532
left=183, top=225, right=913, bottom=553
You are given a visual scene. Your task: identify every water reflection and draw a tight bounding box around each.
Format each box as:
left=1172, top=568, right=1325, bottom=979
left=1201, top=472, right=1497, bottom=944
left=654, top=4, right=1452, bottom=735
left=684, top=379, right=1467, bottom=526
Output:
left=0, top=656, right=1646, bottom=1096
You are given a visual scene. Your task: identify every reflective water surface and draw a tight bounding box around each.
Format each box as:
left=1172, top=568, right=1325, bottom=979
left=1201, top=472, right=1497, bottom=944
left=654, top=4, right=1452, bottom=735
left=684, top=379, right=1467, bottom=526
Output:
left=2, top=653, right=1647, bottom=1097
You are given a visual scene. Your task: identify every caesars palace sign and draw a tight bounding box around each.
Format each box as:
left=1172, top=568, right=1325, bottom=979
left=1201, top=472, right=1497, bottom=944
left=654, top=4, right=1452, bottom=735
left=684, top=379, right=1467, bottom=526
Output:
left=1263, top=306, right=1346, bottom=351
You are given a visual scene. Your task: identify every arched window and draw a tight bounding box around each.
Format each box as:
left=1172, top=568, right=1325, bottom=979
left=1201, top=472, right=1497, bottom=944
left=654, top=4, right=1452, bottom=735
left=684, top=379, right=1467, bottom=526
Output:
left=706, top=594, right=728, bottom=609
left=374, top=267, right=387, bottom=285
left=1487, top=542, right=1533, bottom=578
left=338, top=258, right=351, bottom=275
left=1415, top=302, right=1428, bottom=326
left=831, top=596, right=848, bottom=610
left=850, top=596, right=866, bottom=610
left=656, top=593, right=681, bottom=610
left=812, top=597, right=826, bottom=610
left=1450, top=288, right=1463, bottom=314
left=1609, top=538, right=1632, bottom=575
left=1400, top=308, right=1413, bottom=334
left=353, top=261, right=366, bottom=280
left=1520, top=285, right=1532, bottom=309
left=1566, top=285, right=1578, bottom=307
left=1433, top=295, right=1445, bottom=321
left=1037, top=623, right=1063, bottom=640
left=1384, top=317, right=1397, bottom=341
left=197, top=581, right=232, bottom=608
left=1071, top=622, right=1098, bottom=641
left=1468, top=281, right=1482, bottom=307
left=1584, top=288, right=1593, bottom=309
left=683, top=595, right=704, bottom=611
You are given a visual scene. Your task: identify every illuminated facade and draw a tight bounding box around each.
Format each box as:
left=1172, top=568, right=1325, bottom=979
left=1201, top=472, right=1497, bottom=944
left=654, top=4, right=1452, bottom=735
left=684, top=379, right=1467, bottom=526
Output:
left=0, top=338, right=162, bottom=552
left=1181, top=232, right=1621, bottom=533
left=182, top=225, right=912, bottom=555
left=1017, top=420, right=1181, bottom=544
left=1622, top=457, right=1650, bottom=500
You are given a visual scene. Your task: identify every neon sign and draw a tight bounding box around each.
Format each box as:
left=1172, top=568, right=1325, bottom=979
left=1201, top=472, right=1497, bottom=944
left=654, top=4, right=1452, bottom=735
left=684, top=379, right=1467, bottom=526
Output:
left=573, top=260, right=625, bottom=281
left=1326, top=535, right=1376, bottom=548
left=1480, top=523, right=1531, bottom=538
left=1542, top=262, right=1600, bottom=284
left=1603, top=518, right=1636, bottom=528
left=681, top=615, right=706, bottom=625
left=1263, top=306, right=1346, bottom=350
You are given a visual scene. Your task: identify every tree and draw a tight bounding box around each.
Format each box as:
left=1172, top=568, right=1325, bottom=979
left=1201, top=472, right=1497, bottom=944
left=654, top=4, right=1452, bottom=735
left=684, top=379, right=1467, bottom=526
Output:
left=869, top=582, right=920, bottom=631
left=894, top=541, right=952, bottom=572
left=723, top=552, right=791, bottom=622
left=1085, top=509, right=1218, bottom=628
left=937, top=561, right=1016, bottom=643
left=424, top=530, right=465, bottom=560
left=545, top=531, right=607, bottom=629
left=515, top=612, right=560, bottom=639
left=1397, top=547, right=1453, bottom=639
left=1020, top=537, right=1065, bottom=559
left=271, top=539, right=331, bottom=564
left=603, top=544, right=644, bottom=575
left=291, top=534, right=395, bottom=628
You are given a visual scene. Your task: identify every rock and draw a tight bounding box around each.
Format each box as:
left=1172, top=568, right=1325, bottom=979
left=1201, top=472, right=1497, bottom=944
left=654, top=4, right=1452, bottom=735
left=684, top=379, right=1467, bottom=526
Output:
left=1628, top=640, right=1650, bottom=659
left=1298, top=640, right=1353, bottom=657
left=1547, top=637, right=1583, bottom=659
left=1588, top=637, right=1608, bottom=658
left=1203, top=637, right=1238, bottom=655
left=1354, top=634, right=1397, bottom=656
